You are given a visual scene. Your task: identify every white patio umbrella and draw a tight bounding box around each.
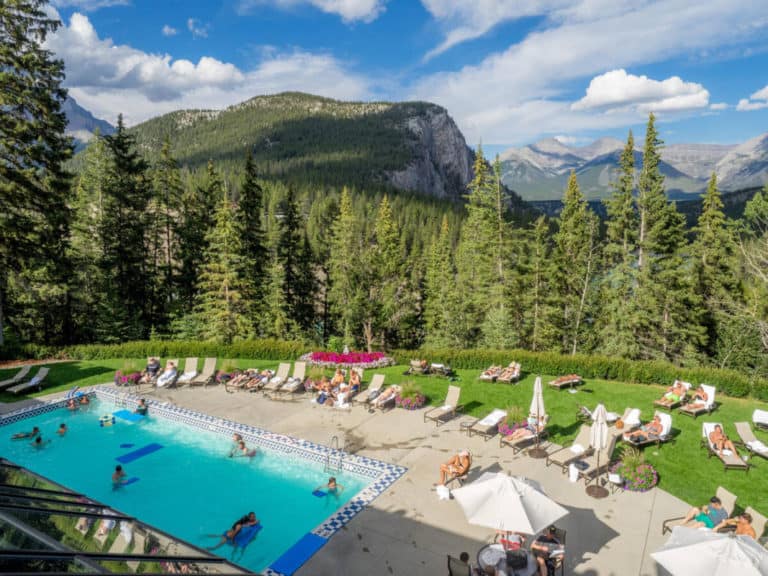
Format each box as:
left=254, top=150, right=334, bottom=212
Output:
left=586, top=403, right=609, bottom=498
left=652, top=526, right=768, bottom=576
left=452, top=472, right=568, bottom=535
left=528, top=376, right=547, bottom=458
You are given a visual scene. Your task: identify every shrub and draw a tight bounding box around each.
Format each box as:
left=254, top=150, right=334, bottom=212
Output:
left=395, top=381, right=426, bottom=410
left=612, top=447, right=659, bottom=492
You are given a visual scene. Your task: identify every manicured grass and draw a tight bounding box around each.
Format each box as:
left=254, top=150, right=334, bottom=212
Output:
left=3, top=359, right=768, bottom=517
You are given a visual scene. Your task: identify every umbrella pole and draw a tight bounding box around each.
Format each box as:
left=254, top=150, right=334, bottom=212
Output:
left=586, top=450, right=609, bottom=499
left=528, top=381, right=547, bottom=459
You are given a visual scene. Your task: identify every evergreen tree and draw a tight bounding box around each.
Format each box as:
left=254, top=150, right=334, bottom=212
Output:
left=237, top=151, right=267, bottom=304
left=0, top=0, right=73, bottom=345
left=636, top=114, right=666, bottom=270
left=424, top=215, right=460, bottom=347
left=262, top=257, right=299, bottom=338
left=195, top=193, right=254, bottom=343
left=327, top=187, right=360, bottom=344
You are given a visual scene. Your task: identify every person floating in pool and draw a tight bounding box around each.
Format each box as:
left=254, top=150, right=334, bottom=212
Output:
left=112, top=465, right=128, bottom=488
left=134, top=398, right=148, bottom=416
left=315, top=476, right=344, bottom=497
left=12, top=426, right=40, bottom=440
left=57, top=423, right=67, bottom=436
left=66, top=398, right=78, bottom=411
left=79, top=394, right=90, bottom=406
left=232, top=440, right=256, bottom=458
left=31, top=435, right=50, bottom=449
left=206, top=511, right=259, bottom=551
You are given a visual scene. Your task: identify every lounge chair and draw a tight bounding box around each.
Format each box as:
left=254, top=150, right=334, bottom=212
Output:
left=467, top=409, right=507, bottom=440
left=623, top=411, right=673, bottom=449
left=497, top=362, right=522, bottom=383
left=175, top=357, right=198, bottom=386
left=429, top=363, right=453, bottom=377
left=753, top=409, right=768, bottom=431
left=662, top=486, right=736, bottom=534
left=371, top=384, right=400, bottom=411
left=280, top=361, right=307, bottom=394
left=444, top=452, right=472, bottom=487
left=189, top=357, right=216, bottom=387
left=353, top=373, right=385, bottom=404
left=578, top=405, right=624, bottom=426
left=0, top=365, right=31, bottom=391
left=8, top=367, right=50, bottom=395
left=479, top=365, right=502, bottom=382
left=447, top=555, right=473, bottom=576
left=263, top=363, right=291, bottom=392
left=546, top=425, right=594, bottom=472
left=406, top=359, right=429, bottom=375
left=701, top=422, right=749, bottom=472
left=155, top=359, right=180, bottom=388
left=548, top=374, right=582, bottom=390
left=735, top=422, right=768, bottom=461
left=577, top=434, right=619, bottom=484
left=423, top=385, right=463, bottom=426
left=108, top=521, right=134, bottom=554
left=744, top=506, right=767, bottom=541
left=500, top=415, right=550, bottom=453
left=653, top=380, right=692, bottom=410
left=679, top=384, right=716, bottom=418
left=617, top=407, right=642, bottom=430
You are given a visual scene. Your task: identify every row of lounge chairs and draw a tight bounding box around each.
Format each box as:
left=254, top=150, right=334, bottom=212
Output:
left=479, top=362, right=521, bottom=383
left=0, top=365, right=49, bottom=395
left=548, top=374, right=583, bottom=390
left=405, top=359, right=453, bottom=377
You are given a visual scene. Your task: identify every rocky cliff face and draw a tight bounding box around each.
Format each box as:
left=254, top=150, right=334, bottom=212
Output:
left=716, top=133, right=768, bottom=191
left=387, top=106, right=474, bottom=200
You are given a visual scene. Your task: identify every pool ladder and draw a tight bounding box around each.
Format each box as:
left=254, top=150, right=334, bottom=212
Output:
left=325, top=435, right=344, bottom=474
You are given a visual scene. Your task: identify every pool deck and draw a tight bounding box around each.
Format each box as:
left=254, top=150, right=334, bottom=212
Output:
left=4, top=387, right=682, bottom=576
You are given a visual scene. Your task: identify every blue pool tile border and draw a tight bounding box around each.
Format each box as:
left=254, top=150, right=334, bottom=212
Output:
left=1, top=385, right=407, bottom=576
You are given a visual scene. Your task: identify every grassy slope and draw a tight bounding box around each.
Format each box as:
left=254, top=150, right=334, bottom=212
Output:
left=3, top=360, right=768, bottom=515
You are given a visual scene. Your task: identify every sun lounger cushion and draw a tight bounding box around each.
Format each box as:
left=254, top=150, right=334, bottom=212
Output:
left=478, top=409, right=507, bottom=426
left=569, top=444, right=586, bottom=454
left=624, top=409, right=641, bottom=428
left=753, top=409, right=768, bottom=427
left=177, top=371, right=197, bottom=383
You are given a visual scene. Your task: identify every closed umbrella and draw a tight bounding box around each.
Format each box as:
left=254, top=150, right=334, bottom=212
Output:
left=452, top=472, right=568, bottom=535
left=586, top=403, right=609, bottom=498
left=652, top=526, right=768, bottom=576
left=528, top=376, right=547, bottom=458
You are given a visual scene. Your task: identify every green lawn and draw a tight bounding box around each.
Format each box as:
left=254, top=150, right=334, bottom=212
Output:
left=3, top=359, right=768, bottom=516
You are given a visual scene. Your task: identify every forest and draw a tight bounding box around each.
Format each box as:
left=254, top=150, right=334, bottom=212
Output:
left=2, top=1, right=767, bottom=381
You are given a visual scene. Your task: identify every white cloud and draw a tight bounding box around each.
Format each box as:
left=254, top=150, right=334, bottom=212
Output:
left=709, top=102, right=729, bottom=110
left=187, top=18, right=209, bottom=38
left=237, top=0, right=386, bottom=23
left=52, top=0, right=129, bottom=10
left=572, top=69, right=709, bottom=113
left=737, top=85, right=768, bottom=111
left=412, top=0, right=767, bottom=144
left=46, top=13, right=370, bottom=125
left=161, top=25, right=178, bottom=37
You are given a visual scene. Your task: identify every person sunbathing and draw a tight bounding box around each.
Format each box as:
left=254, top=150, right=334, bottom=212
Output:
left=156, top=361, right=177, bottom=387
left=331, top=369, right=345, bottom=388
left=507, top=416, right=546, bottom=440
left=437, top=450, right=471, bottom=486
left=715, top=512, right=756, bottom=539
left=687, top=385, right=709, bottom=409
left=349, top=369, right=361, bottom=390
left=624, top=414, right=663, bottom=442
left=709, top=424, right=738, bottom=457
left=245, top=369, right=273, bottom=391
left=657, top=381, right=687, bottom=406
left=681, top=495, right=728, bottom=529
left=372, top=385, right=400, bottom=409
left=482, top=365, right=502, bottom=378
left=140, top=357, right=161, bottom=384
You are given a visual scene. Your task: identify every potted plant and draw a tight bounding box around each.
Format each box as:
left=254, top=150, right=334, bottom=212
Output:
left=115, top=360, right=142, bottom=386
left=611, top=446, right=659, bottom=492
left=395, top=381, right=426, bottom=410
left=498, top=406, right=525, bottom=437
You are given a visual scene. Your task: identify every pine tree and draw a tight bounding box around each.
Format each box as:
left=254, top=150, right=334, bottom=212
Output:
left=237, top=151, right=267, bottom=301
left=424, top=215, right=460, bottom=347
left=0, top=1, right=73, bottom=345
left=195, top=193, right=254, bottom=343
left=327, top=187, right=360, bottom=344
left=262, top=257, right=299, bottom=338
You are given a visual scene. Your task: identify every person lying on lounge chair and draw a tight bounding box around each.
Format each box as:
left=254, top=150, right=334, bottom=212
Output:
left=715, top=512, right=756, bottom=539
left=657, top=381, right=687, bottom=406
left=156, top=361, right=177, bottom=387
left=372, top=385, right=400, bottom=409
left=623, top=414, right=663, bottom=441
left=437, top=450, right=471, bottom=486
left=506, top=416, right=546, bottom=441
left=681, top=495, right=728, bottom=529
left=687, top=385, right=709, bottom=409
left=245, top=369, right=273, bottom=391
left=708, top=424, right=738, bottom=457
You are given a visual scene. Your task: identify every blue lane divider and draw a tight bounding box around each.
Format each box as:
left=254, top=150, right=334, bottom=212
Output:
left=270, top=532, right=327, bottom=575
left=113, top=409, right=144, bottom=422
left=120, top=443, right=134, bottom=449
left=116, top=443, right=163, bottom=464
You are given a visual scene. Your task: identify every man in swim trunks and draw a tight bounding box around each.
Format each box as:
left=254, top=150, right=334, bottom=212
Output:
left=623, top=414, right=663, bottom=442
left=207, top=512, right=259, bottom=550
left=709, top=424, right=738, bottom=457
left=657, top=381, right=686, bottom=406
left=437, top=450, right=471, bottom=486
left=134, top=398, right=148, bottom=415
left=112, top=465, right=127, bottom=488
left=681, top=496, right=728, bottom=529
left=715, top=512, right=757, bottom=539
left=12, top=426, right=40, bottom=440
left=57, top=423, right=67, bottom=436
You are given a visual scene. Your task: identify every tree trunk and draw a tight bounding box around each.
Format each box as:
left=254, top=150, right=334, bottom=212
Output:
left=363, top=320, right=374, bottom=353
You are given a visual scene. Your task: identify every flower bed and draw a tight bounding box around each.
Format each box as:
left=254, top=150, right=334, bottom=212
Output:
left=301, top=351, right=395, bottom=369
left=610, top=461, right=659, bottom=492
left=114, top=370, right=141, bottom=386
left=395, top=392, right=426, bottom=410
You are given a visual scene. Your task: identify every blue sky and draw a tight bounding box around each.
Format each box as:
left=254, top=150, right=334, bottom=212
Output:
left=47, top=0, right=768, bottom=149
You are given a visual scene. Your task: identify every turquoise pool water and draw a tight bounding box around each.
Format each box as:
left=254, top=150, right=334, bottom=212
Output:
left=2, top=400, right=367, bottom=572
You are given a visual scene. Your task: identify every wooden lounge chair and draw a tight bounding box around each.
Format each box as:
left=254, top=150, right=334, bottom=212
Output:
left=406, top=359, right=429, bottom=375
left=701, top=422, right=749, bottom=472
left=548, top=374, right=583, bottom=390
left=734, top=422, right=768, bottom=460
left=500, top=415, right=549, bottom=453
left=263, top=363, right=291, bottom=392
left=622, top=411, right=673, bottom=449
left=175, top=357, right=199, bottom=386
left=189, top=357, right=216, bottom=387
left=653, top=380, right=691, bottom=410
left=497, top=362, right=522, bottom=383
left=578, top=405, right=624, bottom=427
left=662, top=486, right=736, bottom=534
left=679, top=384, right=716, bottom=418
left=353, top=373, right=385, bottom=404
left=546, top=425, right=594, bottom=472
left=479, top=365, right=502, bottom=382
left=467, top=409, right=507, bottom=440
left=753, top=409, right=768, bottom=431
left=423, top=385, right=463, bottom=426
left=577, top=434, right=619, bottom=484
left=8, top=367, right=50, bottom=395
left=280, top=361, right=307, bottom=394
left=0, top=365, right=31, bottom=391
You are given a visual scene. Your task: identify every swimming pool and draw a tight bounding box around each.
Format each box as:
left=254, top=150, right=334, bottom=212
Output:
left=1, top=388, right=406, bottom=574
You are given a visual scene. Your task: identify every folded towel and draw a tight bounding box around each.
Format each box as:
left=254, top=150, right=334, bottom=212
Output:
left=747, top=440, right=768, bottom=453
left=178, top=371, right=197, bottom=382
left=441, top=404, right=453, bottom=410
left=478, top=410, right=507, bottom=426
left=569, top=444, right=585, bottom=454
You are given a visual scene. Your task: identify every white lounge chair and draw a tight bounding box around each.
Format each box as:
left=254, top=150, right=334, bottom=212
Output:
left=753, top=409, right=768, bottom=431
left=423, top=385, right=463, bottom=426
left=353, top=373, right=385, bottom=404
left=280, top=361, right=307, bottom=393
left=546, top=425, right=593, bottom=472
left=735, top=422, right=768, bottom=461
left=467, top=409, right=507, bottom=440
left=701, top=422, right=748, bottom=472
left=263, top=363, right=291, bottom=392
left=679, top=384, right=716, bottom=418
left=175, top=357, right=198, bottom=385
left=8, top=367, right=49, bottom=395
left=623, top=411, right=673, bottom=449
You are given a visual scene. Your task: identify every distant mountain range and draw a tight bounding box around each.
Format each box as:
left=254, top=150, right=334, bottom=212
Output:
left=63, top=96, right=114, bottom=149
left=500, top=134, right=768, bottom=201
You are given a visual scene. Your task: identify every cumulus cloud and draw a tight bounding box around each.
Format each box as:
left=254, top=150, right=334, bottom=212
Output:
left=237, top=0, right=386, bottom=23
left=46, top=12, right=370, bottom=125
left=52, top=0, right=129, bottom=10
left=162, top=25, right=178, bottom=37
left=709, top=102, right=729, bottom=110
left=572, top=69, right=709, bottom=113
left=187, top=18, right=209, bottom=38
left=737, top=85, right=768, bottom=111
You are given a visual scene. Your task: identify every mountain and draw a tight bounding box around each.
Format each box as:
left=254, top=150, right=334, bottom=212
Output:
left=498, top=135, right=768, bottom=201
left=62, top=96, right=114, bottom=148
left=123, top=92, right=527, bottom=208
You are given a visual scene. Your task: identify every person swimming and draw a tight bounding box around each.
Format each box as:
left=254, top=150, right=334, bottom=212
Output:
left=232, top=440, right=256, bottom=458
left=112, top=465, right=128, bottom=488
left=206, top=512, right=259, bottom=551
left=67, top=398, right=78, bottom=411
left=134, top=398, right=148, bottom=415
left=57, top=423, right=67, bottom=436
left=12, top=426, right=40, bottom=440
left=315, top=476, right=344, bottom=496
left=31, top=435, right=50, bottom=449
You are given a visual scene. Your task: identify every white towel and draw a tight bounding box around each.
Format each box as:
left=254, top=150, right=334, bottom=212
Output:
left=178, top=371, right=197, bottom=382
left=436, top=485, right=451, bottom=500
left=569, top=444, right=585, bottom=454
left=748, top=440, right=768, bottom=454
left=478, top=410, right=507, bottom=426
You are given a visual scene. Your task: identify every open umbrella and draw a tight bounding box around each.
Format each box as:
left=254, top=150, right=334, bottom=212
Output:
left=452, top=472, right=568, bottom=535
left=586, top=403, right=609, bottom=498
left=652, top=526, right=768, bottom=576
left=528, top=376, right=548, bottom=458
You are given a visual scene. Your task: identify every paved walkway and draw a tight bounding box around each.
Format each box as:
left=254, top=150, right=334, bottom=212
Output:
left=132, top=386, right=685, bottom=576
